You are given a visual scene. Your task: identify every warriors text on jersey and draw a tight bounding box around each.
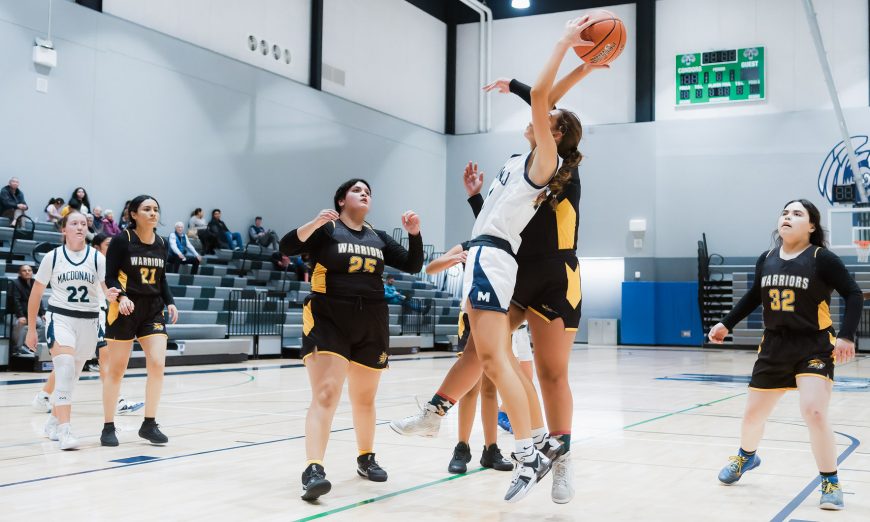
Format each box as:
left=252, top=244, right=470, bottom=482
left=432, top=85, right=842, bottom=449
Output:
left=35, top=245, right=105, bottom=313
left=105, top=229, right=174, bottom=305
left=722, top=246, right=863, bottom=340
left=280, top=220, right=424, bottom=299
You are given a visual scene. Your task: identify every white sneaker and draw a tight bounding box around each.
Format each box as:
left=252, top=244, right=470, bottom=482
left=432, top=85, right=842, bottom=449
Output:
left=32, top=392, right=51, bottom=413
left=57, top=423, right=78, bottom=450
left=389, top=403, right=442, bottom=437
left=504, top=450, right=551, bottom=503
left=43, top=415, right=59, bottom=441
left=117, top=397, right=144, bottom=415
left=551, top=451, right=575, bottom=504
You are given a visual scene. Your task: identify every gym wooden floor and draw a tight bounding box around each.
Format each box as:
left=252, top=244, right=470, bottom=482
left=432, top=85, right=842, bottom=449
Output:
left=1, top=345, right=868, bottom=521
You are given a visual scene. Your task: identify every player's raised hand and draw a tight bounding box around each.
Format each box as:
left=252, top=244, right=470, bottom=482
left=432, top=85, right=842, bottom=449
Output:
left=401, top=211, right=420, bottom=235
left=482, top=78, right=512, bottom=94
left=463, top=162, right=484, bottom=197
left=561, top=16, right=595, bottom=47
left=707, top=322, right=728, bottom=344
left=314, top=209, right=339, bottom=227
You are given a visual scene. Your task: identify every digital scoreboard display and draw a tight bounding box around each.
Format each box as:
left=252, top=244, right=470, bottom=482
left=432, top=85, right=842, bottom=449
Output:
left=675, top=47, right=765, bottom=106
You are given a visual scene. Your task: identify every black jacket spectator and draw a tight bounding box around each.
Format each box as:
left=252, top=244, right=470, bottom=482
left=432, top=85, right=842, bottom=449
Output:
left=12, top=273, right=44, bottom=318
left=0, top=178, right=28, bottom=220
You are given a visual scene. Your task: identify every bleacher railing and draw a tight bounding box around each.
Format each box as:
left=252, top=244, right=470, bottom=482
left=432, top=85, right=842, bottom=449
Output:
left=400, top=298, right=435, bottom=336
left=226, top=289, right=286, bottom=337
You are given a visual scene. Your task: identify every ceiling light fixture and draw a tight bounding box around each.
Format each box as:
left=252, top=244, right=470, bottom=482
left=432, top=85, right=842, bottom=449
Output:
left=511, top=0, right=530, bottom=8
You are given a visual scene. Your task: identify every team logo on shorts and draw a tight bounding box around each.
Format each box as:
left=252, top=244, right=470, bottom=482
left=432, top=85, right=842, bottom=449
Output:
left=378, top=351, right=388, bottom=365
left=153, top=323, right=164, bottom=332
left=807, top=359, right=826, bottom=370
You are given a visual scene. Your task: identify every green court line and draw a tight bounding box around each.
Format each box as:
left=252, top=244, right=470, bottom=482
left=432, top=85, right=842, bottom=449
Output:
left=294, top=467, right=487, bottom=522
left=295, top=391, right=746, bottom=521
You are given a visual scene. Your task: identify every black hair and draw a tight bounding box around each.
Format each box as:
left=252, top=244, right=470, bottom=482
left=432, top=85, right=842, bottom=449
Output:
left=70, top=187, right=91, bottom=212
left=68, top=199, right=82, bottom=211
left=255, top=216, right=262, bottom=221
left=773, top=199, right=827, bottom=248
left=92, top=232, right=110, bottom=249
left=211, top=209, right=221, bottom=218
left=333, top=179, right=372, bottom=213
left=191, top=208, right=202, bottom=217
left=127, top=195, right=161, bottom=230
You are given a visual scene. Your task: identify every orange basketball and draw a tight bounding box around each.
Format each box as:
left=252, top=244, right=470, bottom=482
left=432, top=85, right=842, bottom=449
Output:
left=573, top=10, right=626, bottom=65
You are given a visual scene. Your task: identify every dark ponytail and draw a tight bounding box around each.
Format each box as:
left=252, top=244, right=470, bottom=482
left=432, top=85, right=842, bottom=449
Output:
left=538, top=108, right=583, bottom=209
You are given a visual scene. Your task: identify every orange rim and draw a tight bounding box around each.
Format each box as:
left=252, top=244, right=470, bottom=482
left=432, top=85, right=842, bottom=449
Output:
left=855, top=240, right=870, bottom=248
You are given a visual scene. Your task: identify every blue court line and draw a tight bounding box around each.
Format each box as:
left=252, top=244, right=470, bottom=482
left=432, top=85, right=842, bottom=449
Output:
left=770, top=430, right=860, bottom=522
left=109, top=455, right=159, bottom=464
left=0, top=355, right=460, bottom=386
left=0, top=422, right=389, bottom=489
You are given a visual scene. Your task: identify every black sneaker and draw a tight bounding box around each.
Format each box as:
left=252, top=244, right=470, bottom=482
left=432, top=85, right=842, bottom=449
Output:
left=357, top=453, right=388, bottom=482
left=448, top=442, right=472, bottom=474
left=481, top=443, right=514, bottom=471
left=138, top=422, right=169, bottom=444
left=100, top=427, right=119, bottom=447
left=301, top=463, right=331, bottom=501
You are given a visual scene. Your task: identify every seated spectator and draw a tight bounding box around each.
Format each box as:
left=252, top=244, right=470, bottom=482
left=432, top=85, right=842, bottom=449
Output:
left=85, top=214, right=97, bottom=243
left=91, top=206, right=104, bottom=233
left=188, top=207, right=217, bottom=255
left=11, top=264, right=45, bottom=357
left=1, top=177, right=29, bottom=225
left=44, top=197, right=64, bottom=225
left=248, top=216, right=280, bottom=250
left=167, top=222, right=202, bottom=275
left=101, top=209, right=121, bottom=236
left=383, top=275, right=406, bottom=305
left=69, top=186, right=91, bottom=214
left=208, top=209, right=243, bottom=251
left=119, top=200, right=131, bottom=230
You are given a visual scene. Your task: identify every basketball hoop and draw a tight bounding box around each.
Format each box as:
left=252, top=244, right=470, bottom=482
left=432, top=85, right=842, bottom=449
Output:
left=855, top=240, right=870, bottom=263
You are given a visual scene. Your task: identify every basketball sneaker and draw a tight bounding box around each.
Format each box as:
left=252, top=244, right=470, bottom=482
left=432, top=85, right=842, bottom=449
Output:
left=357, top=453, right=388, bottom=482
left=389, top=403, right=441, bottom=437
left=497, top=411, right=513, bottom=433
left=504, top=450, right=551, bottom=503
left=448, top=442, right=472, bottom=474
left=301, top=463, right=331, bottom=501
left=32, top=391, right=51, bottom=413
left=480, top=444, right=513, bottom=471
left=139, top=421, right=169, bottom=444
left=117, top=398, right=144, bottom=415
left=718, top=454, right=760, bottom=484
left=56, top=423, right=78, bottom=450
left=819, top=479, right=844, bottom=510
left=101, top=426, right=119, bottom=447
left=551, top=451, right=575, bottom=504
left=43, top=415, right=58, bottom=440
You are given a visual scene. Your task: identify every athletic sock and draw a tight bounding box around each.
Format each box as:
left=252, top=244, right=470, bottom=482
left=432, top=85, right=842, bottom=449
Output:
left=738, top=448, right=756, bottom=459
left=514, top=438, right=536, bottom=462
left=428, top=393, right=455, bottom=416
left=143, top=417, right=157, bottom=426
left=553, top=433, right=571, bottom=452
left=103, top=422, right=115, bottom=430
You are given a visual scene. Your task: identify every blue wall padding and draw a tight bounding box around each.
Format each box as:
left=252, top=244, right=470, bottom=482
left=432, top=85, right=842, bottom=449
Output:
left=620, top=282, right=704, bottom=346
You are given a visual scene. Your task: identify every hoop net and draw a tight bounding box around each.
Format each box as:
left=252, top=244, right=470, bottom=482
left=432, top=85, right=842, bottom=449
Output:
left=855, top=240, right=870, bottom=263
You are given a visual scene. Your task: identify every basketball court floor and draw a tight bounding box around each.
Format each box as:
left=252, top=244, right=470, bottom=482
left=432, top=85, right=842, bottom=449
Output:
left=1, top=345, right=868, bottom=521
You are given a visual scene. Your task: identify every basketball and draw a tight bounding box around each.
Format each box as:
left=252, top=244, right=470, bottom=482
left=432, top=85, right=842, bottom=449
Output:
left=574, top=10, right=626, bottom=65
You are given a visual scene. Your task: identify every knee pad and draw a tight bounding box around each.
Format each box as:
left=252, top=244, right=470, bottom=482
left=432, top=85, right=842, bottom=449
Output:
left=51, top=354, right=76, bottom=406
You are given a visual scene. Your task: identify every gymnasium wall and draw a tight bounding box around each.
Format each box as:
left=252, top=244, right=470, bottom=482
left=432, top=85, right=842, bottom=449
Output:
left=454, top=3, right=638, bottom=134
left=103, top=0, right=447, bottom=133
left=0, top=0, right=448, bottom=245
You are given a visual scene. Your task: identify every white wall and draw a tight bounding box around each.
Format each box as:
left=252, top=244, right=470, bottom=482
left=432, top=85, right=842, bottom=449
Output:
left=103, top=0, right=311, bottom=85
left=656, top=0, right=869, bottom=121
left=455, top=4, right=637, bottom=135
left=0, top=0, right=447, bottom=248
left=322, top=0, right=446, bottom=133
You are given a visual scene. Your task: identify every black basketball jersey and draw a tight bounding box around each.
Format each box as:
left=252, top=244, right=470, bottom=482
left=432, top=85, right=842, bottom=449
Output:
left=722, top=245, right=863, bottom=340
left=281, top=220, right=423, bottom=299
left=105, top=228, right=174, bottom=304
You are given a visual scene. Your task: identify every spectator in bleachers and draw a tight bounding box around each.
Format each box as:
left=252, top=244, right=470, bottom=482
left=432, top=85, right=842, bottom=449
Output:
left=11, top=264, right=45, bottom=357
left=101, top=209, right=121, bottom=236
left=208, top=209, right=243, bottom=251
left=1, top=177, right=29, bottom=225
left=68, top=187, right=91, bottom=214
left=62, top=198, right=82, bottom=218
left=91, top=206, right=104, bottom=234
left=167, top=221, right=201, bottom=275
left=248, top=216, right=280, bottom=249
left=44, top=197, right=64, bottom=226
left=85, top=214, right=98, bottom=243
left=188, top=208, right=217, bottom=255
left=383, top=275, right=405, bottom=305
left=119, top=201, right=132, bottom=230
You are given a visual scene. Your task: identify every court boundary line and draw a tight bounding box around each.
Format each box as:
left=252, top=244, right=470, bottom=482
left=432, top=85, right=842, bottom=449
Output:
left=770, top=430, right=860, bottom=522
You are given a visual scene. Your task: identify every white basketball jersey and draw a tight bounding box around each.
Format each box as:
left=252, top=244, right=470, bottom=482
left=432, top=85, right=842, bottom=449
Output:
left=471, top=150, right=560, bottom=253
left=34, top=245, right=106, bottom=313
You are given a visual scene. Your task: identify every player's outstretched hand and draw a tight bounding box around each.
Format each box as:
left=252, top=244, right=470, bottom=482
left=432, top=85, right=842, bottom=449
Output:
left=463, top=162, right=484, bottom=197
left=482, top=78, right=511, bottom=94
left=707, top=322, right=728, bottom=344
left=401, top=211, right=420, bottom=236
left=833, top=338, right=856, bottom=365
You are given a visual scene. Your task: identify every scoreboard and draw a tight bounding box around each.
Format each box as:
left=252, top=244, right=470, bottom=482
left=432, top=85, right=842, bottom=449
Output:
left=675, top=47, right=765, bottom=106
